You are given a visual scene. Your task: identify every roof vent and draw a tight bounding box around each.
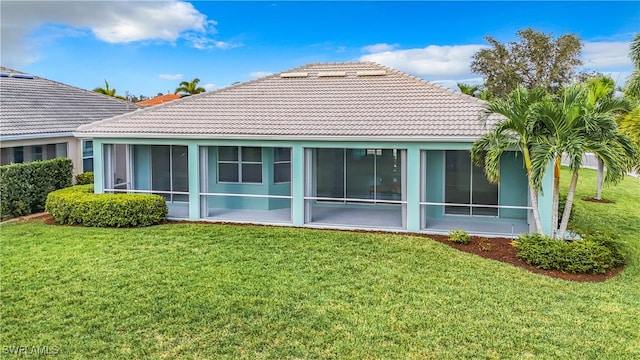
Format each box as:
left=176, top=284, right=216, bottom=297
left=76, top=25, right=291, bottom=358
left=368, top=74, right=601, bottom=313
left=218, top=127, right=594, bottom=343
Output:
left=280, top=72, right=308, bottom=78
left=318, top=71, right=346, bottom=77
left=10, top=74, right=34, bottom=79
left=356, top=70, right=386, bottom=76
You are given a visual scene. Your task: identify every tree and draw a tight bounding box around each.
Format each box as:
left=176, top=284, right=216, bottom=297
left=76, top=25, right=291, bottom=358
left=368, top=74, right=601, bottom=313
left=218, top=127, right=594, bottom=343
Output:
left=532, top=84, right=635, bottom=238
left=471, top=28, right=582, bottom=98
left=457, top=83, right=480, bottom=96
left=470, top=86, right=548, bottom=234
left=584, top=76, right=616, bottom=200
left=93, top=80, right=126, bottom=100
left=624, top=33, right=640, bottom=100
left=617, top=105, right=640, bottom=172
left=174, top=78, right=206, bottom=95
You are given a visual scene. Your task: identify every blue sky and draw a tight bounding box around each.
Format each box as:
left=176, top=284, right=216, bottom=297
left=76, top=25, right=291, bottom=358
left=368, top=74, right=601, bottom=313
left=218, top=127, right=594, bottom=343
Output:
left=2, top=1, right=639, bottom=98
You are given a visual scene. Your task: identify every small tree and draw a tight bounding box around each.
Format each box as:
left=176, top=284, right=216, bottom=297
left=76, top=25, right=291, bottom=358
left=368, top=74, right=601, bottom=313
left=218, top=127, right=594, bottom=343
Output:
left=175, top=78, right=206, bottom=95
left=93, top=80, right=126, bottom=100
left=471, top=86, right=548, bottom=234
left=471, top=28, right=582, bottom=98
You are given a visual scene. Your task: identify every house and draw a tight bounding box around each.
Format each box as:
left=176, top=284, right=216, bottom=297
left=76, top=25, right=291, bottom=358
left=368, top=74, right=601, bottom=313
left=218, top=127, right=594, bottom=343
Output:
left=136, top=93, right=182, bottom=107
left=0, top=67, right=138, bottom=174
left=76, top=62, right=554, bottom=237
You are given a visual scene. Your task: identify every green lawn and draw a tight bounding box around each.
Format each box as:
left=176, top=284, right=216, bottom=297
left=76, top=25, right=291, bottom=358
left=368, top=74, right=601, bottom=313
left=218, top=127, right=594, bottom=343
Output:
left=1, top=168, right=639, bottom=359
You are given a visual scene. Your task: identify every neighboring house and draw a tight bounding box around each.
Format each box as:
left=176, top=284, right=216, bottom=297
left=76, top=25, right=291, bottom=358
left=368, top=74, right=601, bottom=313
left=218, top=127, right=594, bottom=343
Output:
left=0, top=67, right=138, bottom=174
left=137, top=94, right=182, bottom=107
left=76, top=62, right=554, bottom=237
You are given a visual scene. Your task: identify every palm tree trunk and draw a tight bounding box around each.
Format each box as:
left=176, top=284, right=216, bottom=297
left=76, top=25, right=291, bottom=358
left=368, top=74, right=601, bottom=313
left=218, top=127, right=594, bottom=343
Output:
left=559, top=170, right=579, bottom=237
left=595, top=158, right=604, bottom=200
left=551, top=156, right=561, bottom=238
left=528, top=185, right=544, bottom=235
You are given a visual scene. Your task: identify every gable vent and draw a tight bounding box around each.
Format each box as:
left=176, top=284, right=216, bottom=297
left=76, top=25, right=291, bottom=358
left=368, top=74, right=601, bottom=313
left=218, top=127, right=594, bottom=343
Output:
left=356, top=70, right=386, bottom=76
left=318, top=71, right=346, bottom=77
left=280, top=72, right=308, bottom=78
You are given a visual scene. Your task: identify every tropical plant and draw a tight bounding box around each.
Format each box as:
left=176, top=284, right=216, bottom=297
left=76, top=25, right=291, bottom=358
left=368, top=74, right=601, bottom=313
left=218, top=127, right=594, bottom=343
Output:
left=457, top=83, right=480, bottom=96
left=624, top=33, right=640, bottom=100
left=174, top=78, right=206, bottom=95
left=470, top=86, right=548, bottom=234
left=617, top=105, right=640, bottom=171
left=532, top=84, right=636, bottom=238
left=471, top=28, right=582, bottom=98
left=584, top=76, right=616, bottom=200
left=93, top=80, right=126, bottom=100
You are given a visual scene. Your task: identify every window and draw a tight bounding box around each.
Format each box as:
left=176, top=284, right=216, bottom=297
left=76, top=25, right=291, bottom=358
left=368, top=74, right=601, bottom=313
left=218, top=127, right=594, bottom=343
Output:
left=444, top=150, right=498, bottom=216
left=218, top=146, right=262, bottom=183
left=82, top=140, right=94, bottom=172
left=315, top=148, right=403, bottom=201
left=14, top=147, right=24, bottom=163
left=32, top=146, right=43, bottom=161
left=274, top=147, right=291, bottom=183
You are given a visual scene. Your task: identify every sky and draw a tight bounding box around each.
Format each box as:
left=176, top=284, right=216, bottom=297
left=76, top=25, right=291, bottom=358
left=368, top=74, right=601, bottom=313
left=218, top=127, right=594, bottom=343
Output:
left=1, top=1, right=639, bottom=99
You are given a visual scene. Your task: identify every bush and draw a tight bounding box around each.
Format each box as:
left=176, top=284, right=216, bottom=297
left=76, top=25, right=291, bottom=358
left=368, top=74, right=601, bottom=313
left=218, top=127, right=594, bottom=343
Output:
left=558, top=193, right=576, bottom=223
left=45, top=185, right=168, bottom=227
left=1, top=158, right=73, bottom=218
left=513, top=233, right=624, bottom=274
left=448, top=229, right=471, bottom=244
left=75, top=171, right=94, bottom=185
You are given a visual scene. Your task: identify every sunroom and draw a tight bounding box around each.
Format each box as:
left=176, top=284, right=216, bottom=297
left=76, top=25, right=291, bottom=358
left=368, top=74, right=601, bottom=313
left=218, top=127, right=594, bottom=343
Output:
left=79, top=62, right=554, bottom=237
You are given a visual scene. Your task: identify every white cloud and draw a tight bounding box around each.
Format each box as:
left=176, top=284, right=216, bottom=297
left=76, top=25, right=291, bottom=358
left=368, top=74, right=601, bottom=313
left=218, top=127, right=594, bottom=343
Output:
left=0, top=0, right=236, bottom=68
left=360, top=44, right=486, bottom=79
left=361, top=43, right=399, bottom=53
left=203, top=83, right=218, bottom=92
left=582, top=41, right=631, bottom=69
left=159, top=74, right=183, bottom=81
left=249, top=71, right=274, bottom=79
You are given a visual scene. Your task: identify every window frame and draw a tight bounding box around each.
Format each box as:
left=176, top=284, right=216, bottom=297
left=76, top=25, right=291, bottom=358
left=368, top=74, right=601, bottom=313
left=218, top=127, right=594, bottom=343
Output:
left=273, top=147, right=291, bottom=184
left=217, top=146, right=263, bottom=184
left=443, top=150, right=499, bottom=217
left=82, top=140, right=94, bottom=172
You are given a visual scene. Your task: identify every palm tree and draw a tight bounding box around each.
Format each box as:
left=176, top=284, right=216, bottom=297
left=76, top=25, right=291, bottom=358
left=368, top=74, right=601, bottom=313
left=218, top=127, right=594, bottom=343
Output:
left=457, top=83, right=480, bottom=96
left=174, top=78, right=206, bottom=95
left=585, top=76, right=616, bottom=200
left=470, top=86, right=548, bottom=234
left=93, top=80, right=126, bottom=100
left=624, top=33, right=640, bottom=100
left=532, top=84, right=635, bottom=237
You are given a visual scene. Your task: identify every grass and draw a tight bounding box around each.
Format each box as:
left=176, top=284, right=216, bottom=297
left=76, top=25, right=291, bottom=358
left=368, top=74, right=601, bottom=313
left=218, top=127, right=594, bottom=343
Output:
left=1, top=168, right=639, bottom=359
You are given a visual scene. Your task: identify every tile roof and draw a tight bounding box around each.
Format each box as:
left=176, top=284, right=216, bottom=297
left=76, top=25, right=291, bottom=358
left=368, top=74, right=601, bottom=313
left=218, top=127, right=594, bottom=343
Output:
left=77, top=62, right=501, bottom=140
left=136, top=94, right=182, bottom=106
left=1, top=67, right=138, bottom=138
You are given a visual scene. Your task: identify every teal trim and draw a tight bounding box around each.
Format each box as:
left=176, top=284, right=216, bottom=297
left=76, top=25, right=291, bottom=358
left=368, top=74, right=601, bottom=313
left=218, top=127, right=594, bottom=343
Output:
left=188, top=143, right=199, bottom=220
left=93, top=140, right=104, bottom=194
left=405, top=146, right=421, bottom=231
left=291, top=144, right=305, bottom=226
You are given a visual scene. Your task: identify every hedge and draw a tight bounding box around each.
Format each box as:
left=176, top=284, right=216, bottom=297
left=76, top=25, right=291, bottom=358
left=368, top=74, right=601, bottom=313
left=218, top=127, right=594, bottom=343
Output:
left=45, top=185, right=168, bottom=227
left=513, top=233, right=625, bottom=274
left=1, top=158, right=73, bottom=218
left=75, top=171, right=94, bottom=185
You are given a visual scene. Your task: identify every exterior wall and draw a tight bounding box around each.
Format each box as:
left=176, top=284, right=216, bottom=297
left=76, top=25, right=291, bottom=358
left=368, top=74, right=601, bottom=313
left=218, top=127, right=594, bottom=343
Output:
left=0, top=136, right=83, bottom=175
left=92, top=138, right=552, bottom=236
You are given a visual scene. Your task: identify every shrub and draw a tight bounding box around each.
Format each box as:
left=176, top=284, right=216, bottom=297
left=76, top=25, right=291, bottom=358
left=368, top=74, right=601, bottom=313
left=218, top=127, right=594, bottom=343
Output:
left=75, top=172, right=94, bottom=185
left=513, top=233, right=624, bottom=274
left=448, top=229, right=471, bottom=244
left=45, top=185, right=168, bottom=227
left=558, top=193, right=576, bottom=223
left=1, top=158, right=73, bottom=218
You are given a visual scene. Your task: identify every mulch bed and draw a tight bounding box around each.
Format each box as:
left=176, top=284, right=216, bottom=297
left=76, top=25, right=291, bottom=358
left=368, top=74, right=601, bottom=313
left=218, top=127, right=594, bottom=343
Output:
left=582, top=197, right=615, bottom=204
left=29, top=213, right=622, bottom=282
